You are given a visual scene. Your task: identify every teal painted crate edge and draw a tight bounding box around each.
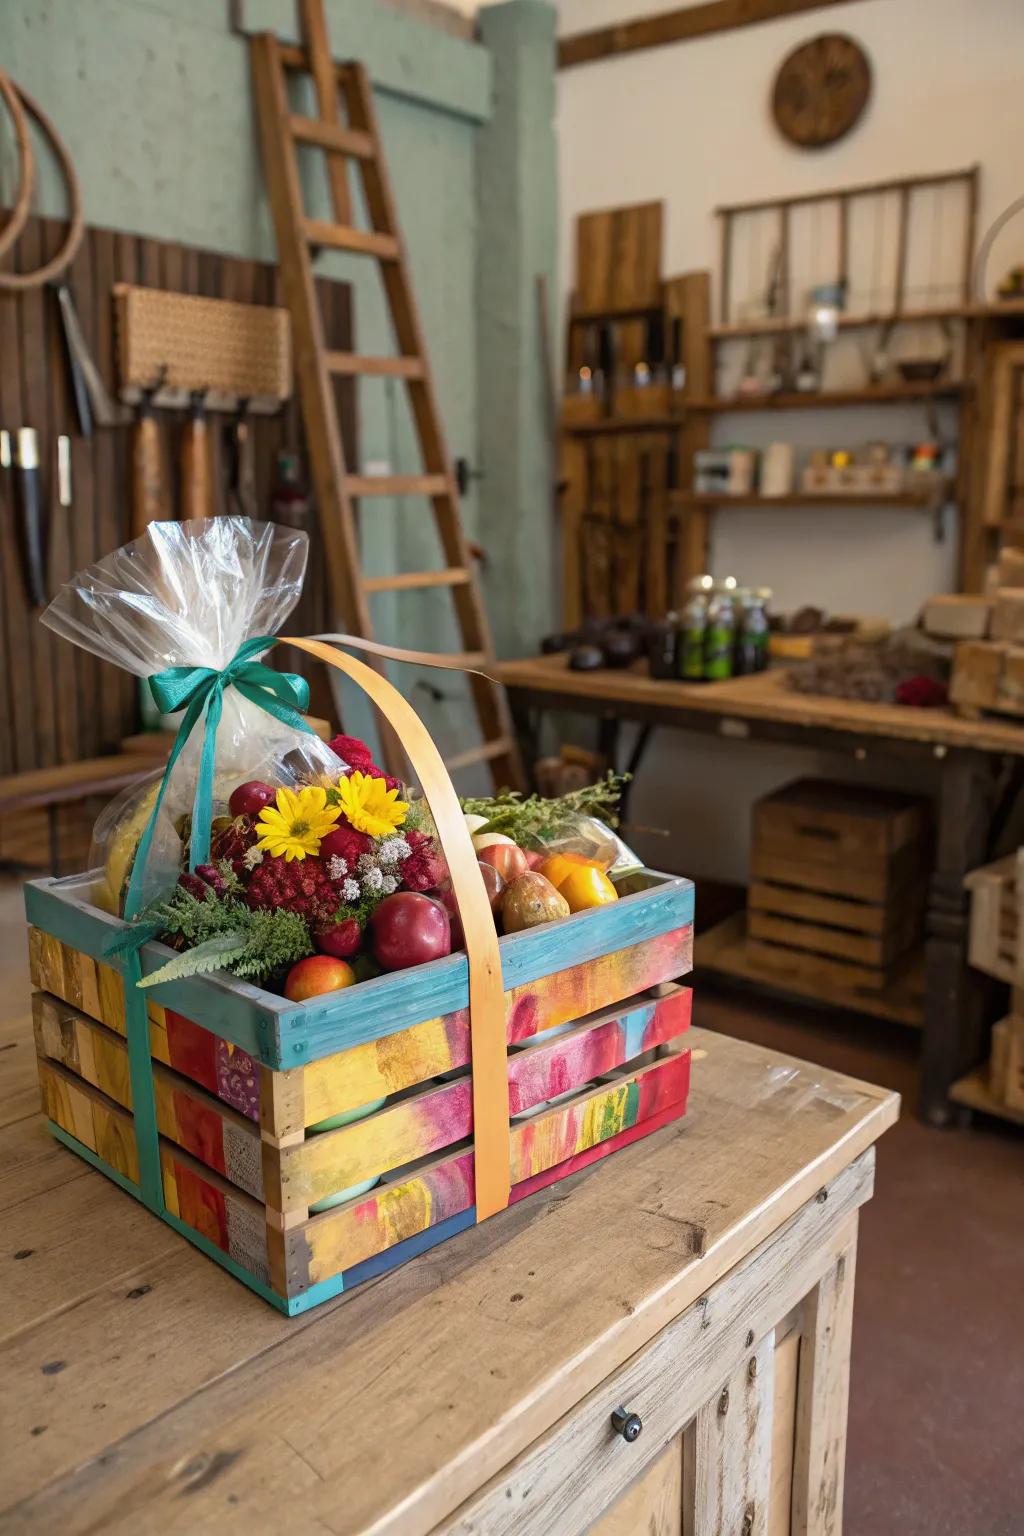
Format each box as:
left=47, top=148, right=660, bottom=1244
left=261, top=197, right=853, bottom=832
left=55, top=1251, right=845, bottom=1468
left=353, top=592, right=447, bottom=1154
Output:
left=25, top=870, right=694, bottom=1069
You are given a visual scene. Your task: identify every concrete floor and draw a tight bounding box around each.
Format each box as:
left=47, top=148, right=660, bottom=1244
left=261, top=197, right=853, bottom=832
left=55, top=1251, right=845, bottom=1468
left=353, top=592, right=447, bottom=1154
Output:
left=698, top=981, right=1024, bottom=1536
left=3, top=873, right=1022, bottom=1532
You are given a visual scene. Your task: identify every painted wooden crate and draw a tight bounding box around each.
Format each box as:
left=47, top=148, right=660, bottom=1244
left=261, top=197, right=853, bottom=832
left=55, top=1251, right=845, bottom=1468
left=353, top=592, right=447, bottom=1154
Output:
left=26, top=866, right=694, bottom=1314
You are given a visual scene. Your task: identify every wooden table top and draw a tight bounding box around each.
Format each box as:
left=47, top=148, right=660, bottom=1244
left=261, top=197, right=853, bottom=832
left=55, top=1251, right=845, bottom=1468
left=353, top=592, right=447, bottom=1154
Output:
left=1, top=991, right=898, bottom=1536
left=495, top=654, right=1024, bottom=757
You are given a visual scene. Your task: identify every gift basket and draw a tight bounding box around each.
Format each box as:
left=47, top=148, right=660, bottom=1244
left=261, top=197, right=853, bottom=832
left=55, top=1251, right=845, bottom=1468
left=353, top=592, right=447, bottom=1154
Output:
left=26, top=519, right=694, bottom=1313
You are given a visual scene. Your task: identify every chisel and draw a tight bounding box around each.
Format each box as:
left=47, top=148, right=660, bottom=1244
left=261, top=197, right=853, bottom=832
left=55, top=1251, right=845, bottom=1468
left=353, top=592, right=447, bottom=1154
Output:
left=12, top=427, right=47, bottom=607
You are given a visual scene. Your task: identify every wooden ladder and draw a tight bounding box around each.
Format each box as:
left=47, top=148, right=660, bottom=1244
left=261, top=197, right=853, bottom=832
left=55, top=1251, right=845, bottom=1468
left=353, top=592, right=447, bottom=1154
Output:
left=250, top=1, right=522, bottom=788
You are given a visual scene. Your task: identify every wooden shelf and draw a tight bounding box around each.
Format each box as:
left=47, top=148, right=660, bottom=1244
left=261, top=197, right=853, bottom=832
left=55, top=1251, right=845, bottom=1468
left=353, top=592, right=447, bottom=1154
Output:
left=563, top=414, right=681, bottom=435
left=569, top=302, right=663, bottom=324
left=671, top=487, right=952, bottom=510
left=694, top=911, right=924, bottom=1028
left=687, top=382, right=967, bottom=412
left=708, top=301, right=1024, bottom=342
left=949, top=1067, right=1024, bottom=1127
left=561, top=383, right=967, bottom=435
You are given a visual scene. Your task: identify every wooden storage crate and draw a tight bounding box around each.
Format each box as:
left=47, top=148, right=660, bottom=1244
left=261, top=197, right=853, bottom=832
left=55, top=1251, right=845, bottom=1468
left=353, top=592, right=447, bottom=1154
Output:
left=965, top=850, right=1024, bottom=984
left=990, top=1016, right=1024, bottom=1112
left=25, top=866, right=694, bottom=1315
left=748, top=779, right=927, bottom=991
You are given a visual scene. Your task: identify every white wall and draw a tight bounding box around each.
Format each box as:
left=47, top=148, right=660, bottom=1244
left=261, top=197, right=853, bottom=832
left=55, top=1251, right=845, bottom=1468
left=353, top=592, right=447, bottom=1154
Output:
left=555, top=0, right=1024, bottom=881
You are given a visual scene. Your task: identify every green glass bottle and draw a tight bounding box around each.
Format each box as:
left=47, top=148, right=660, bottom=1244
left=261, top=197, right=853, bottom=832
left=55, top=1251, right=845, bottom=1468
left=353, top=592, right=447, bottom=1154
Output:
left=679, top=576, right=712, bottom=681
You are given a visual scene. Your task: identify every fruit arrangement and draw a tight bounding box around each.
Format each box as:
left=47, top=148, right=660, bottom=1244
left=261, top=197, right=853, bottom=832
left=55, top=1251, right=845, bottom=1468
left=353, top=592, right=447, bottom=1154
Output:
left=128, top=734, right=633, bottom=1004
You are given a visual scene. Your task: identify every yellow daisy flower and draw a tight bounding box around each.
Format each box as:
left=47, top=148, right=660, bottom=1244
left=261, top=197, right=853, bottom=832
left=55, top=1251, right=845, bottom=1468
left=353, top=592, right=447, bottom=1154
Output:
left=255, top=784, right=341, bottom=862
left=334, top=771, right=409, bottom=838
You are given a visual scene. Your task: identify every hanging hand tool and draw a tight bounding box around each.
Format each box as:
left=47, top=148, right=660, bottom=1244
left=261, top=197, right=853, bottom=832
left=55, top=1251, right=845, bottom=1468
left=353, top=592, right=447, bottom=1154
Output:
left=52, top=281, right=131, bottom=434
left=180, top=388, right=215, bottom=522
left=131, top=370, right=169, bottom=540
left=57, top=435, right=72, bottom=516
left=226, top=398, right=256, bottom=518
left=12, top=428, right=47, bottom=607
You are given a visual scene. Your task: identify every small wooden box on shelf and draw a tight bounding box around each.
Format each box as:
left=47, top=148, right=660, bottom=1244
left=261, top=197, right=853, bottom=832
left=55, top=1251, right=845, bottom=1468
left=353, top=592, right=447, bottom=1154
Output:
left=747, top=779, right=928, bottom=996
left=25, top=865, right=694, bottom=1315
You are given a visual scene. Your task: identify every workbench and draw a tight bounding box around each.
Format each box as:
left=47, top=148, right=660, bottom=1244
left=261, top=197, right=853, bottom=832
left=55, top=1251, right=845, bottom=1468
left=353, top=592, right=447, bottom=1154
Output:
left=1, top=1017, right=897, bottom=1535
left=495, top=655, right=1024, bottom=1124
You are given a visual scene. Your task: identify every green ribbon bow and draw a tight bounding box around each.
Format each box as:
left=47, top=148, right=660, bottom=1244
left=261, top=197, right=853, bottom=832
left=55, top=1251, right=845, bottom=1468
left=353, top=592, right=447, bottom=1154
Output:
left=122, top=634, right=315, bottom=920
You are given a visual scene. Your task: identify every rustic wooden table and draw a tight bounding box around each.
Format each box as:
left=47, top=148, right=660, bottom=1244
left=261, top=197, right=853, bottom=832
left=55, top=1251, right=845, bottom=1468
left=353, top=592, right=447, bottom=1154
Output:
left=2, top=1005, right=897, bottom=1535
left=496, top=656, right=1024, bottom=1125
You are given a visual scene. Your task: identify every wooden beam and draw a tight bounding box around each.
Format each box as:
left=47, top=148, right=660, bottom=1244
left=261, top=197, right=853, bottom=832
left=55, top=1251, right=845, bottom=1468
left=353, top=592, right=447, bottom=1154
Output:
left=558, top=0, right=870, bottom=70
left=561, top=0, right=865, bottom=69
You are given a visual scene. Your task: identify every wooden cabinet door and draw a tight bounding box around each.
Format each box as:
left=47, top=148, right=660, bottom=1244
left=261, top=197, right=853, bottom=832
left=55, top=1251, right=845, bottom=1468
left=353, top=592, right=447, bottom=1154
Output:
left=587, top=1435, right=684, bottom=1536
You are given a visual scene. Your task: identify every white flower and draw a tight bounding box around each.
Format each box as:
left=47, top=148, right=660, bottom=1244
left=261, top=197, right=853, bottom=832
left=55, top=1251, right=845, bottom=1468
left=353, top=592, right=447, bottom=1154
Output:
left=378, top=836, right=411, bottom=865
left=243, top=846, right=264, bottom=870
left=356, top=852, right=376, bottom=874
left=326, top=854, right=349, bottom=881
left=381, top=873, right=399, bottom=895
left=362, top=866, right=384, bottom=893
left=342, top=878, right=360, bottom=903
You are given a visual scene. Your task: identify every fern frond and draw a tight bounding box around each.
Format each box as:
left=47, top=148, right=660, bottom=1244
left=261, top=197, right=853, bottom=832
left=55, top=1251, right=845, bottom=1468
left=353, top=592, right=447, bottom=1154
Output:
left=138, top=932, right=248, bottom=988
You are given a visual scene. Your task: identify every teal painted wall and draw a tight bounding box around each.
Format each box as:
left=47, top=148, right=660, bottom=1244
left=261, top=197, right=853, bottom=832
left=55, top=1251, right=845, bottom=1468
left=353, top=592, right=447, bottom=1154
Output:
left=1, top=0, right=556, bottom=772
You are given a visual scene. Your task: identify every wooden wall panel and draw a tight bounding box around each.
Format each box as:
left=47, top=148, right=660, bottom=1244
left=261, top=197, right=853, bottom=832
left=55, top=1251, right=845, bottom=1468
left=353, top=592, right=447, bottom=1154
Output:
left=0, top=212, right=354, bottom=774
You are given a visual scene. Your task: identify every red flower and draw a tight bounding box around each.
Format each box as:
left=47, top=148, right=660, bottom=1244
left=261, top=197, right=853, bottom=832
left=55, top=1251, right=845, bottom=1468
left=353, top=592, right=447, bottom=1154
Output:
left=401, top=829, right=448, bottom=892
left=327, top=733, right=403, bottom=792
left=328, top=733, right=376, bottom=770
left=319, top=824, right=372, bottom=867
left=246, top=856, right=339, bottom=921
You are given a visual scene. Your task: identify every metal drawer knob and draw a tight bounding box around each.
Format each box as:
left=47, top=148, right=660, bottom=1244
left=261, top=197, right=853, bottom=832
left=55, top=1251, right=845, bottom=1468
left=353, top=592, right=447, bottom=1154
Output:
left=610, top=1406, right=643, bottom=1442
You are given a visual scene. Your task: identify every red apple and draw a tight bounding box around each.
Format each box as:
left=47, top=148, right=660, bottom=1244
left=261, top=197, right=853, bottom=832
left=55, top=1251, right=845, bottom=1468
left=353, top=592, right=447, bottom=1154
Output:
left=284, top=954, right=357, bottom=1001
left=426, top=887, right=464, bottom=950
left=315, top=917, right=362, bottom=958
left=476, top=860, right=506, bottom=911
left=371, top=891, right=452, bottom=971
left=523, top=849, right=545, bottom=871
left=229, top=780, right=276, bottom=818
left=477, top=842, right=528, bottom=884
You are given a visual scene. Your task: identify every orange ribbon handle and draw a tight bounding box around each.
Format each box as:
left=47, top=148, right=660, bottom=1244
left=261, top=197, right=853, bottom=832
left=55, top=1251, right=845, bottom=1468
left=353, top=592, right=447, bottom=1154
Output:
left=280, top=634, right=511, bottom=1221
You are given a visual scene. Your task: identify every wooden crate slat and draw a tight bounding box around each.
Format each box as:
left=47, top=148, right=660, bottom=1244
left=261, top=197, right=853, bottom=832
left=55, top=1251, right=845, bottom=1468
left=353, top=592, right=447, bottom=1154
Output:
left=747, top=880, right=890, bottom=935
left=293, top=922, right=693, bottom=1130
left=750, top=844, right=922, bottom=905
left=38, top=1056, right=271, bottom=1283
left=266, top=986, right=692, bottom=1213
left=747, top=937, right=889, bottom=994
left=24, top=870, right=694, bottom=1068
left=747, top=904, right=921, bottom=968
left=288, top=1050, right=691, bottom=1293
left=33, top=995, right=264, bottom=1199
left=29, top=917, right=692, bottom=1135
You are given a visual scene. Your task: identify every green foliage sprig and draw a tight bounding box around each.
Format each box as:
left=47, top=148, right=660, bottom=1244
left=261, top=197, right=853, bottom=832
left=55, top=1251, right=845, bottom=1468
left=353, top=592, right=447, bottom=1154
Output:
left=460, top=773, right=629, bottom=846
left=135, top=885, right=313, bottom=989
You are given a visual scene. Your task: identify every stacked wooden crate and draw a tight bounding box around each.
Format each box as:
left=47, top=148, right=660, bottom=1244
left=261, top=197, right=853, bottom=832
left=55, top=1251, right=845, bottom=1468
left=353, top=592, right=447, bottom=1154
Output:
left=965, top=851, right=1024, bottom=1112
left=747, top=779, right=928, bottom=1001
left=948, top=547, right=1024, bottom=718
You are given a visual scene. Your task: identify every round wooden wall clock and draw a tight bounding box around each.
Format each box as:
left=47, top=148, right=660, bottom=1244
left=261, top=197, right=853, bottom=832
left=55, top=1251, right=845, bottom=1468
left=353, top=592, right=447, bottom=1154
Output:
left=772, top=34, right=872, bottom=149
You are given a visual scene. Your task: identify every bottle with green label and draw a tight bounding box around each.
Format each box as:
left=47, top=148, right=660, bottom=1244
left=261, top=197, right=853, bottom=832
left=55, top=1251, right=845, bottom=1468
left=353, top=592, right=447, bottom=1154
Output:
left=738, top=587, right=772, bottom=674
left=678, top=576, right=712, bottom=681
left=703, top=583, right=736, bottom=680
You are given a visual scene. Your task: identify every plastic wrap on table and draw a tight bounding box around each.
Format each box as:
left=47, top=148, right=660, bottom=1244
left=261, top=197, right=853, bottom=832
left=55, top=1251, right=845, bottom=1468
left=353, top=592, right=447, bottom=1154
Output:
left=42, top=518, right=347, bottom=912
